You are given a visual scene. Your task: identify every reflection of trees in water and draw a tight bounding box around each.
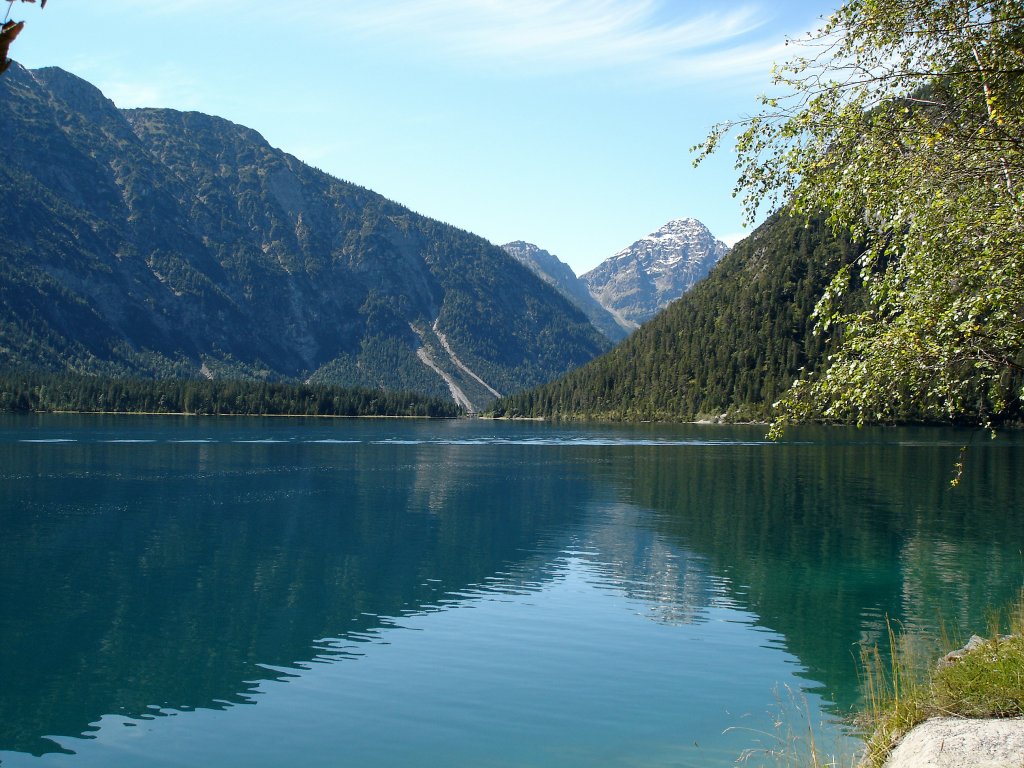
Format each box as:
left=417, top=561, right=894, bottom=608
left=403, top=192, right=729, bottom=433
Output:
left=0, top=440, right=590, bottom=755
left=897, top=533, right=1022, bottom=638
left=0, top=435, right=721, bottom=757
left=2, top=426, right=1021, bottom=755
left=617, top=427, right=1024, bottom=712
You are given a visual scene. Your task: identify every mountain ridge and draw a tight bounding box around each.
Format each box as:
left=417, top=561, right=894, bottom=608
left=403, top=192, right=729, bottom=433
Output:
left=0, top=63, right=610, bottom=409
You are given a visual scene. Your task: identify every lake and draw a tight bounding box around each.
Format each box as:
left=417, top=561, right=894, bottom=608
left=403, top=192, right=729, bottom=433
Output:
left=1, top=415, right=1022, bottom=767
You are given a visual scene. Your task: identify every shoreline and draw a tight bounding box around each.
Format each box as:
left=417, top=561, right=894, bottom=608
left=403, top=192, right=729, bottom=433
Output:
left=3, top=409, right=459, bottom=420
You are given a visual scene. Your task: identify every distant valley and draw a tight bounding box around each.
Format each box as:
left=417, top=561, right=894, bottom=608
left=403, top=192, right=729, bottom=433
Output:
left=501, top=241, right=635, bottom=343
left=503, top=218, right=730, bottom=342
left=492, top=212, right=861, bottom=422
left=0, top=62, right=738, bottom=413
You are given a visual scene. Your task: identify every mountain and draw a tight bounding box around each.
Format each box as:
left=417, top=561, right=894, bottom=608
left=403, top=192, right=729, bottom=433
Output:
left=491, top=212, right=863, bottom=421
left=501, top=241, right=634, bottom=342
left=0, top=64, right=609, bottom=410
left=581, top=218, right=729, bottom=325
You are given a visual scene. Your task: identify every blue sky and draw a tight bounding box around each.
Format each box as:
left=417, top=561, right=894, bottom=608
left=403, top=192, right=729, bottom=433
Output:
left=10, top=0, right=834, bottom=275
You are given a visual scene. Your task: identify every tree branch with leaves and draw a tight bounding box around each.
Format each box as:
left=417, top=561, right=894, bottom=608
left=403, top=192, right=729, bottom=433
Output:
left=2, top=0, right=47, bottom=76
left=696, top=0, right=1024, bottom=434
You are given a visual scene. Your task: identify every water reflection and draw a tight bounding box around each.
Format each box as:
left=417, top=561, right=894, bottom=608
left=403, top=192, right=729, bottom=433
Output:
left=621, top=426, right=1024, bottom=711
left=576, top=499, right=722, bottom=626
left=0, top=434, right=595, bottom=755
left=0, top=417, right=1021, bottom=765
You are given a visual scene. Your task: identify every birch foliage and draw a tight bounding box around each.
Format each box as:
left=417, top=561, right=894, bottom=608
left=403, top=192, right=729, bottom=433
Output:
left=696, top=0, right=1024, bottom=430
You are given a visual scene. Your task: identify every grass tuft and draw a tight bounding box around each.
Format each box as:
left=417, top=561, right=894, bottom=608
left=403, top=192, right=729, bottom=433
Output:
left=732, top=684, right=859, bottom=767
left=930, top=634, right=1024, bottom=718
left=855, top=588, right=1024, bottom=768
left=734, top=591, right=1024, bottom=767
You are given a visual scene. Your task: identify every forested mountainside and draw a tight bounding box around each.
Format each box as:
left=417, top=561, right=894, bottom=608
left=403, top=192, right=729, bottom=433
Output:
left=581, top=218, right=729, bottom=326
left=0, top=64, right=608, bottom=410
left=491, top=212, right=862, bottom=421
left=502, top=241, right=633, bottom=342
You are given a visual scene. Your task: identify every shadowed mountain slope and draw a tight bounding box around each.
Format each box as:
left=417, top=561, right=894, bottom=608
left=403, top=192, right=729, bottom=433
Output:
left=502, top=240, right=634, bottom=342
left=0, top=64, right=608, bottom=409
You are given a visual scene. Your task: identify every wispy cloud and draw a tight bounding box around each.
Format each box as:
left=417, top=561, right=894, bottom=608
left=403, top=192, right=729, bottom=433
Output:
left=90, top=0, right=817, bottom=88
left=298, top=0, right=789, bottom=84
left=661, top=38, right=794, bottom=83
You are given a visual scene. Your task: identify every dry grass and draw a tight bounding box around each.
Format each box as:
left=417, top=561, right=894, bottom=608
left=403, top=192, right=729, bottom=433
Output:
left=732, top=591, right=1024, bottom=767
left=732, top=684, right=861, bottom=767
left=855, top=589, right=1024, bottom=768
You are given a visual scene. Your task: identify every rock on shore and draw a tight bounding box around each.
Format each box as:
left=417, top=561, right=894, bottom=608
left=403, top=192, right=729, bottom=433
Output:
left=883, top=717, right=1024, bottom=767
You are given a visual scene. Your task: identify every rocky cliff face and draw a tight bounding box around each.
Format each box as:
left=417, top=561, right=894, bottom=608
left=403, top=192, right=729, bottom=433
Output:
left=0, top=64, right=609, bottom=408
left=581, top=218, right=728, bottom=325
left=501, top=241, right=634, bottom=342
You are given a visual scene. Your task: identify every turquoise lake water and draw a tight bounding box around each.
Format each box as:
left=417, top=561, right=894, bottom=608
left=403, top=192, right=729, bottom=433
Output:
left=0, top=415, right=1022, bottom=767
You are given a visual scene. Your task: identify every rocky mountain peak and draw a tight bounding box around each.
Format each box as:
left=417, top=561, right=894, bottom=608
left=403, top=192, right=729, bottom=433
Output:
left=583, top=218, right=728, bottom=325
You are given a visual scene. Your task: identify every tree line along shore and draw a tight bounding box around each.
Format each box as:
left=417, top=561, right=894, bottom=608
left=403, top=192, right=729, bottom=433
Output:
left=0, top=372, right=463, bottom=418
